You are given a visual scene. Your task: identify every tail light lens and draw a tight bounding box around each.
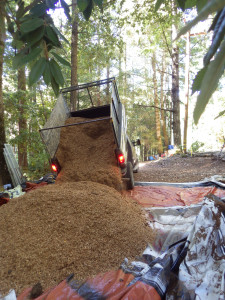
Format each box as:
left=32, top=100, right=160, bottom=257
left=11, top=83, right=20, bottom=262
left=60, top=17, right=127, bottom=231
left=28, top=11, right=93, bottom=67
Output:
left=118, top=153, right=125, bottom=164
left=51, top=164, right=58, bottom=172
left=51, top=158, right=61, bottom=174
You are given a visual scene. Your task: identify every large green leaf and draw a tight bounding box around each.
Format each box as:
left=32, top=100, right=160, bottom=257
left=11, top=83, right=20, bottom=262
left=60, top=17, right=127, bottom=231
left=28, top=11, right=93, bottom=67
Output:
left=13, top=47, right=42, bottom=69
left=30, top=3, right=47, bottom=17
left=16, top=1, right=25, bottom=19
left=83, top=0, right=94, bottom=20
left=193, top=39, right=225, bottom=124
left=215, top=109, right=225, bottom=119
left=184, top=0, right=196, bottom=9
left=45, top=26, right=60, bottom=46
left=20, top=18, right=44, bottom=33
left=191, top=66, right=208, bottom=94
left=94, top=0, right=103, bottom=11
left=52, top=52, right=71, bottom=67
left=176, top=0, right=186, bottom=11
left=49, top=59, right=64, bottom=86
left=176, top=0, right=225, bottom=39
left=24, top=26, right=45, bottom=47
left=51, top=76, right=59, bottom=96
left=43, top=61, right=51, bottom=86
left=29, top=57, right=47, bottom=86
left=51, top=23, right=70, bottom=44
left=77, top=0, right=89, bottom=11
left=204, top=9, right=225, bottom=65
left=60, top=0, right=71, bottom=20
left=196, top=0, right=208, bottom=12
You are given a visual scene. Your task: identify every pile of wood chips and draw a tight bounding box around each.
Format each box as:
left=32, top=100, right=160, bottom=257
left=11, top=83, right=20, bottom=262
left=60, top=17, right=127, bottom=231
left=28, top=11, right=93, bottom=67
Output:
left=0, top=117, right=155, bottom=296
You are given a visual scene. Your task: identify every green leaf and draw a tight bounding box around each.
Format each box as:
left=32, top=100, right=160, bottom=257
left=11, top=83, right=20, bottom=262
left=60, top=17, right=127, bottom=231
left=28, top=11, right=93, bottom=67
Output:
left=193, top=39, right=225, bottom=124
left=46, top=0, right=57, bottom=9
left=49, top=59, right=64, bottom=86
left=60, top=0, right=71, bottom=20
left=43, top=61, right=51, bottom=85
left=184, top=0, right=196, bottom=9
left=77, top=0, right=89, bottom=11
left=8, top=22, right=15, bottom=34
left=13, top=47, right=42, bottom=69
left=51, top=52, right=71, bottom=67
left=51, top=76, right=59, bottom=96
left=45, top=25, right=60, bottom=46
left=215, top=109, right=225, bottom=119
left=29, top=57, right=47, bottom=86
left=30, top=3, right=47, bottom=17
left=204, top=9, right=225, bottom=65
left=51, top=23, right=70, bottom=44
left=93, top=0, right=103, bottom=11
left=20, top=18, right=44, bottom=33
left=155, top=0, right=164, bottom=11
left=191, top=66, right=208, bottom=94
left=176, top=0, right=225, bottom=40
left=83, top=0, right=93, bottom=20
left=16, top=1, right=25, bottom=19
left=176, top=0, right=186, bottom=11
left=196, top=0, right=208, bottom=12
left=23, top=26, right=45, bottom=47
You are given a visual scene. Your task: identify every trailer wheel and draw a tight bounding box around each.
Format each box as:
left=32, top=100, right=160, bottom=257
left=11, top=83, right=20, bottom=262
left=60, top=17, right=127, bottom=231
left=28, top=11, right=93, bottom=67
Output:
left=125, top=162, right=134, bottom=190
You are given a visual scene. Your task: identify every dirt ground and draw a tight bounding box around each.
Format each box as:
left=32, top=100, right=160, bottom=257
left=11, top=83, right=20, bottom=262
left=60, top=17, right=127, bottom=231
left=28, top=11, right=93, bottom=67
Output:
left=134, top=155, right=225, bottom=183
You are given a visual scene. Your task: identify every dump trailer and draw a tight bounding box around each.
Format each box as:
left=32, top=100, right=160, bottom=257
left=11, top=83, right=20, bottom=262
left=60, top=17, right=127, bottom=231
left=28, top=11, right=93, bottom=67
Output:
left=40, top=77, right=139, bottom=189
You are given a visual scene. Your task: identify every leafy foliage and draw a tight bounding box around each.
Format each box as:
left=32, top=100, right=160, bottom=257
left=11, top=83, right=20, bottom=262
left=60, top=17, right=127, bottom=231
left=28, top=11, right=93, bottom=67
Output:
left=155, top=0, right=225, bottom=124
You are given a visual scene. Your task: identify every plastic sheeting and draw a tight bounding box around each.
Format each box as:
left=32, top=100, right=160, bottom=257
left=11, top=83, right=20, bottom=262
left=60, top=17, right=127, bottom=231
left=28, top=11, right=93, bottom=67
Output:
left=127, top=185, right=225, bottom=207
left=17, top=269, right=161, bottom=300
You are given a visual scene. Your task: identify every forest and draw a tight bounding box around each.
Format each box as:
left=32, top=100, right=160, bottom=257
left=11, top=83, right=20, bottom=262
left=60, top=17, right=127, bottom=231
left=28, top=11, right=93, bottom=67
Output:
left=0, top=0, right=225, bottom=185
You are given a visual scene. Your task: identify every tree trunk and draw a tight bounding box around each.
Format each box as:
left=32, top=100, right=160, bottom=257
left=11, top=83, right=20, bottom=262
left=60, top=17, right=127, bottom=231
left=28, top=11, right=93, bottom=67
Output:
left=171, top=1, right=181, bottom=148
left=18, top=67, right=28, bottom=170
left=160, top=53, right=169, bottom=151
left=152, top=53, right=163, bottom=155
left=106, top=62, right=110, bottom=103
left=183, top=31, right=190, bottom=153
left=0, top=0, right=11, bottom=186
left=70, top=0, right=78, bottom=110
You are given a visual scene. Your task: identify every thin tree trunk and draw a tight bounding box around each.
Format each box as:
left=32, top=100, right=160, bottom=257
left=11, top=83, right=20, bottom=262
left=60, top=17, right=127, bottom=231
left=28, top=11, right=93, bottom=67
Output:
left=106, top=62, right=110, bottom=103
left=160, top=53, right=169, bottom=151
left=0, top=1, right=11, bottom=186
left=152, top=53, right=163, bottom=155
left=70, top=0, right=78, bottom=110
left=183, top=31, right=190, bottom=153
left=171, top=0, right=181, bottom=148
left=18, top=67, right=28, bottom=170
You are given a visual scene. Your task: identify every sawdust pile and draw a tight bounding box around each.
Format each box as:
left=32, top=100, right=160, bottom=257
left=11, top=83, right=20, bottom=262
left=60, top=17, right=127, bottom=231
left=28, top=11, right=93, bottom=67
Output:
left=0, top=181, right=154, bottom=295
left=55, top=117, right=123, bottom=190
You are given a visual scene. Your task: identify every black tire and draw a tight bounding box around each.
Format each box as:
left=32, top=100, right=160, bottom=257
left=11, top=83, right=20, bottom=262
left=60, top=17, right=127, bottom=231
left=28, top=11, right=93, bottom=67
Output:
left=125, top=162, right=134, bottom=190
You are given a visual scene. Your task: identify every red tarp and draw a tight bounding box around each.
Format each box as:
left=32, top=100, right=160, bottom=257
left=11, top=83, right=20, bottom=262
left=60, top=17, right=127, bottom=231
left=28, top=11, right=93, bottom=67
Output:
left=18, top=269, right=160, bottom=300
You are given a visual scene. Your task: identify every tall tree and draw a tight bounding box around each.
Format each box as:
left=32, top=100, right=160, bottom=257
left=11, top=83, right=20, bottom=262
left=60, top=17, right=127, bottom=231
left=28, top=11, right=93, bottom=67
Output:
left=18, top=66, right=28, bottom=169
left=71, top=0, right=78, bottom=110
left=152, top=52, right=163, bottom=155
left=171, top=0, right=181, bottom=148
left=160, top=52, right=169, bottom=151
left=183, top=30, right=190, bottom=153
left=0, top=0, right=11, bottom=186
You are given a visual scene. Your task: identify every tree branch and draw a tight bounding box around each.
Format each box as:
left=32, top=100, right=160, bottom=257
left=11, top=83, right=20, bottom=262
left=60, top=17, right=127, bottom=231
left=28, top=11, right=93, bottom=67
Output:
left=134, top=103, right=174, bottom=112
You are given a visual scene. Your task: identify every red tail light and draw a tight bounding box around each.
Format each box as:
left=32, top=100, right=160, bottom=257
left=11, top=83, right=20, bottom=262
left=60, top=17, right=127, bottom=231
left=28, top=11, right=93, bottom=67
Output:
left=51, top=164, right=58, bottom=172
left=118, top=154, right=125, bottom=164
